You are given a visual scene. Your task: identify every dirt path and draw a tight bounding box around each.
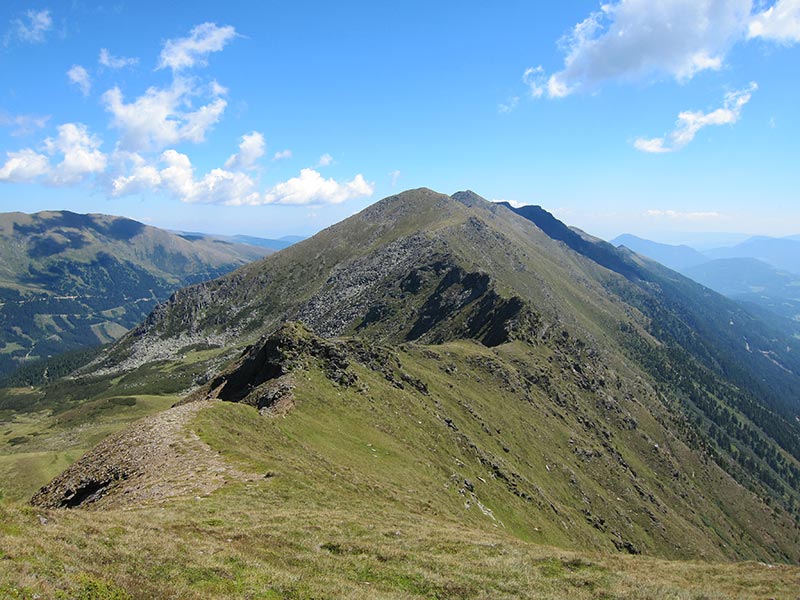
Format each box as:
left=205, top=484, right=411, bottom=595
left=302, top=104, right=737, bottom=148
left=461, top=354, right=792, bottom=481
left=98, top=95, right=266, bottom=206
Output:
left=30, top=400, right=250, bottom=509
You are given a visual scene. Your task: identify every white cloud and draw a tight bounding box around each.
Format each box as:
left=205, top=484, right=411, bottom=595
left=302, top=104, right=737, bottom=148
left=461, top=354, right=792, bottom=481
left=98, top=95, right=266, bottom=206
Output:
left=224, top=131, right=266, bottom=170
left=43, top=123, right=107, bottom=185
left=1, top=123, right=107, bottom=185
left=389, top=170, right=401, bottom=186
left=522, top=66, right=546, bottom=98
left=633, top=137, right=671, bottom=154
left=0, top=149, right=50, bottom=182
left=158, top=23, right=237, bottom=71
left=99, top=48, right=139, bottom=69
left=317, top=153, right=334, bottom=167
left=8, top=9, right=52, bottom=44
left=159, top=149, right=260, bottom=204
left=0, top=113, right=50, bottom=136
left=109, top=152, right=163, bottom=196
left=645, top=209, right=724, bottom=220
left=634, top=82, right=757, bottom=153
left=252, top=168, right=373, bottom=206
left=749, top=0, right=800, bottom=43
left=67, top=65, right=91, bottom=97
left=111, top=149, right=259, bottom=205
left=273, top=149, right=292, bottom=160
left=102, top=78, right=227, bottom=152
left=539, top=0, right=753, bottom=97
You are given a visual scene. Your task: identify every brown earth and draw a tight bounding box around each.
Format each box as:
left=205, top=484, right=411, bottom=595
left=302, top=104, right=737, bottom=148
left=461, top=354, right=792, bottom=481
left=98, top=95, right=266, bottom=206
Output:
left=30, top=400, right=250, bottom=509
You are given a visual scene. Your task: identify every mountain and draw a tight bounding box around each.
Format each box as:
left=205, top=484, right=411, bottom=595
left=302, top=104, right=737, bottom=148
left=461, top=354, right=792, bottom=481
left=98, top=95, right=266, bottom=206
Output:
left=706, top=236, right=800, bottom=275
left=683, top=257, right=800, bottom=326
left=0, top=210, right=273, bottom=378
left=4, top=189, right=800, bottom=596
left=611, top=234, right=800, bottom=330
left=610, top=233, right=709, bottom=271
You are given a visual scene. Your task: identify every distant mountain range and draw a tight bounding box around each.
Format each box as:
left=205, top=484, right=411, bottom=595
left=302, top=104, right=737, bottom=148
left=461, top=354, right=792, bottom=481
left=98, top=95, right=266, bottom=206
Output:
left=174, top=232, right=307, bottom=252
left=0, top=211, right=296, bottom=378
left=705, top=236, right=800, bottom=274
left=611, top=232, right=800, bottom=333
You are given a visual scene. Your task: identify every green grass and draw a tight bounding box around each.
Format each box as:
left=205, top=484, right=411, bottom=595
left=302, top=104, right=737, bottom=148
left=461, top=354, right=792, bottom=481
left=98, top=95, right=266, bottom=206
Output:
left=0, top=450, right=796, bottom=598
left=0, top=353, right=798, bottom=598
left=0, top=394, right=178, bottom=502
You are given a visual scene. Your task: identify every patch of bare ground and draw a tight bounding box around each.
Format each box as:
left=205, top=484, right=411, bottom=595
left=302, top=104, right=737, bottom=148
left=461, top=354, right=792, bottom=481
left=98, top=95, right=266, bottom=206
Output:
left=30, top=400, right=249, bottom=509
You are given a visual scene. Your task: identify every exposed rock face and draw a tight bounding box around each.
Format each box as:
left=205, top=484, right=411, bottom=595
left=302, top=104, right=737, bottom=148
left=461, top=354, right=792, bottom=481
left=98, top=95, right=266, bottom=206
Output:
left=201, top=322, right=355, bottom=412
left=196, top=322, right=430, bottom=412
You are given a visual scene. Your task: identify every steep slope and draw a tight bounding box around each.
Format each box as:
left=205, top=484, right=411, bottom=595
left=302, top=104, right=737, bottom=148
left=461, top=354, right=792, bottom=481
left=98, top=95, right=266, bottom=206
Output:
left=32, top=188, right=800, bottom=565
left=0, top=210, right=271, bottom=377
left=33, top=323, right=800, bottom=562
left=611, top=233, right=709, bottom=271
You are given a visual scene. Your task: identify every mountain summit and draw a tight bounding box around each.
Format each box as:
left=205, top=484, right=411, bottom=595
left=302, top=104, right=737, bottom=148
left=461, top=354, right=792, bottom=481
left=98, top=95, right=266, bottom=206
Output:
left=31, top=189, right=800, bottom=565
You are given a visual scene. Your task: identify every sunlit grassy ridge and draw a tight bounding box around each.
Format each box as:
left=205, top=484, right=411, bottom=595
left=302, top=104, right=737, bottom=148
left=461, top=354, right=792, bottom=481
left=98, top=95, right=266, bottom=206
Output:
left=2, top=189, right=800, bottom=597
left=1, top=361, right=798, bottom=598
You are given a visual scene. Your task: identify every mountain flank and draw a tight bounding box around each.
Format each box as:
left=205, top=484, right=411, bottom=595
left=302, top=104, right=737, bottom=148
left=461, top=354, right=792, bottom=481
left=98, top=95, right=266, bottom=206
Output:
left=0, top=210, right=273, bottom=379
left=26, top=188, right=800, bottom=566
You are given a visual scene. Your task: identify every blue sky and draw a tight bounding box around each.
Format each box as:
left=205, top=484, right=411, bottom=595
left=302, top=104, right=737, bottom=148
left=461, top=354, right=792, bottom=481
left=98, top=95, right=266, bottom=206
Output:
left=1, top=1, right=799, bottom=241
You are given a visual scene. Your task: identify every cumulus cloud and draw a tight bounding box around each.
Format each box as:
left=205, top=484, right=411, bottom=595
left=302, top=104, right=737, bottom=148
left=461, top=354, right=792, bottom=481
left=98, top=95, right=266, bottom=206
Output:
left=44, top=123, right=107, bottom=185
left=255, top=168, right=373, bottom=206
left=102, top=78, right=227, bottom=152
left=317, top=153, right=334, bottom=167
left=224, top=131, right=266, bottom=170
left=111, top=149, right=259, bottom=205
left=0, top=149, right=50, bottom=182
left=7, top=9, right=52, bottom=44
left=158, top=23, right=237, bottom=71
left=749, top=0, right=800, bottom=43
left=273, top=149, right=292, bottom=160
left=528, top=0, right=753, bottom=98
left=389, top=170, right=401, bottom=186
left=99, top=48, right=139, bottom=69
left=159, top=149, right=260, bottom=204
left=109, top=152, right=163, bottom=196
left=0, top=123, right=107, bottom=185
left=634, top=82, right=757, bottom=153
left=67, top=65, right=91, bottom=97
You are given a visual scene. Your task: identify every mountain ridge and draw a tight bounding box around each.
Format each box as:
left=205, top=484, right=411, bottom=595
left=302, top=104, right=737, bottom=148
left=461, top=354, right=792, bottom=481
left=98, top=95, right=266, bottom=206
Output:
left=27, top=188, right=800, bottom=565
left=0, top=209, right=273, bottom=378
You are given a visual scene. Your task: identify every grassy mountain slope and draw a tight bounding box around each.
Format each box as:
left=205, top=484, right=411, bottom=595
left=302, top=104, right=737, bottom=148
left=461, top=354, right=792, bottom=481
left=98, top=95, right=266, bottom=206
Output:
left=0, top=210, right=271, bottom=378
left=32, top=190, right=800, bottom=542
left=2, top=357, right=798, bottom=598
left=3, top=189, right=800, bottom=596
